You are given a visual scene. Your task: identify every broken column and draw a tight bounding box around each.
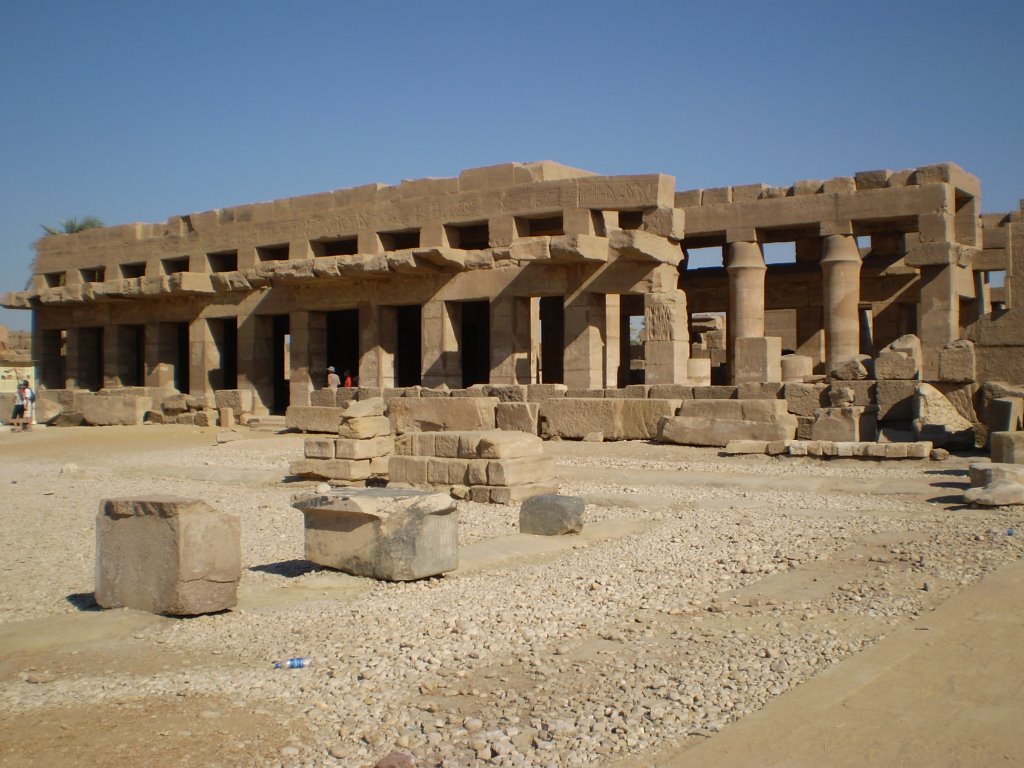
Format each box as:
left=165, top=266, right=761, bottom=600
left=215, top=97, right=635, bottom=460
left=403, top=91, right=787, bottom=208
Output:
left=95, top=496, right=241, bottom=615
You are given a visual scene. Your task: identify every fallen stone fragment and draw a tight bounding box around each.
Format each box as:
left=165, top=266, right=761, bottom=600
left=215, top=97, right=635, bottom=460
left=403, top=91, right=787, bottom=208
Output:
left=520, top=494, right=585, bottom=535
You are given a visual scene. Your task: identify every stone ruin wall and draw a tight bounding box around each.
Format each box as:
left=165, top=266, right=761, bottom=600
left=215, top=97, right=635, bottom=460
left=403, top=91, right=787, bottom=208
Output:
left=3, top=160, right=1021, bottom=427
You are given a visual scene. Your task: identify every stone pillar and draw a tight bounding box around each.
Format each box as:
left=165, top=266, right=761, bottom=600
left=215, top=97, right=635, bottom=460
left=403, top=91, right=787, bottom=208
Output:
left=358, top=302, right=382, bottom=388
left=422, top=299, right=460, bottom=388
left=64, top=327, right=81, bottom=390
left=103, top=324, right=123, bottom=389
left=974, top=270, right=991, bottom=318
left=820, top=234, right=862, bottom=371
left=490, top=296, right=531, bottom=385
left=235, top=315, right=258, bottom=402
left=145, top=321, right=174, bottom=388
left=726, top=241, right=766, bottom=383
left=288, top=311, right=313, bottom=407
left=859, top=306, right=875, bottom=356
left=643, top=289, right=689, bottom=384
left=604, top=294, right=622, bottom=388
left=564, top=291, right=606, bottom=389
left=917, top=264, right=959, bottom=379
left=189, top=318, right=216, bottom=400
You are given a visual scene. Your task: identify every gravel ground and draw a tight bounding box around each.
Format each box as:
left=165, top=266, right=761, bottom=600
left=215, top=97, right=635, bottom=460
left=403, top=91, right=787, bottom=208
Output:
left=1, top=426, right=1022, bottom=767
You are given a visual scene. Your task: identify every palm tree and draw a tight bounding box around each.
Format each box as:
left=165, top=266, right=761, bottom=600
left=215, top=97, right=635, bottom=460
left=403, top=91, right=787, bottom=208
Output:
left=41, top=216, right=105, bottom=235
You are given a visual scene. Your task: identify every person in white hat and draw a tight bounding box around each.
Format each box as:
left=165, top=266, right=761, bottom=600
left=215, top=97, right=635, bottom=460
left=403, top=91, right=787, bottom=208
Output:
left=326, top=366, right=341, bottom=390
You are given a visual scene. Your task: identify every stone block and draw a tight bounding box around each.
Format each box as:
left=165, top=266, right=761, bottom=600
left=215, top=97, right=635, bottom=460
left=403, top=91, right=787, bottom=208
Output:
left=829, top=356, right=870, bottom=381
left=304, top=437, right=336, bottom=459
left=733, top=336, right=782, bottom=384
left=292, top=489, right=458, bottom=581
left=526, top=384, right=568, bottom=402
left=388, top=397, right=498, bottom=434
left=427, top=457, right=452, bottom=485
left=310, top=389, right=337, bottom=407
left=692, top=385, right=738, bottom=399
left=780, top=354, right=814, bottom=383
left=648, top=384, right=694, bottom=400
left=467, top=459, right=489, bottom=485
left=175, top=413, right=195, bottom=425
left=829, top=380, right=875, bottom=407
left=992, top=432, right=1024, bottom=464
left=432, top=432, right=462, bottom=458
left=334, top=436, right=395, bottom=460
left=495, top=402, right=539, bottom=434
left=939, top=339, right=977, bottom=383
left=285, top=406, right=346, bottom=434
left=520, top=494, right=585, bottom=535
left=162, top=393, right=188, bottom=415
left=458, top=432, right=491, bottom=458
left=964, top=481, right=1024, bottom=507
left=784, top=383, right=828, bottom=417
left=342, top=397, right=386, bottom=418
left=875, top=334, right=922, bottom=380
left=540, top=398, right=678, bottom=440
left=485, top=385, right=528, bottom=402
left=478, top=431, right=544, bottom=459
left=658, top=414, right=797, bottom=447
left=811, top=407, right=878, bottom=442
left=219, top=407, right=235, bottom=429
left=338, top=415, right=393, bottom=439
left=289, top=458, right=372, bottom=481
left=687, top=358, right=712, bottom=385
left=486, top=456, right=556, bottom=486
left=988, top=398, right=1023, bottom=433
left=796, top=416, right=815, bottom=440
left=193, top=409, right=214, bottom=427
left=388, top=455, right=429, bottom=485
left=214, top=389, right=254, bottom=414
left=78, top=394, right=153, bottom=426
left=969, top=462, right=1024, bottom=487
left=95, top=496, right=241, bottom=616
left=489, top=483, right=559, bottom=505
left=875, top=380, right=917, bottom=421
left=914, top=383, right=975, bottom=449
left=737, top=382, right=784, bottom=400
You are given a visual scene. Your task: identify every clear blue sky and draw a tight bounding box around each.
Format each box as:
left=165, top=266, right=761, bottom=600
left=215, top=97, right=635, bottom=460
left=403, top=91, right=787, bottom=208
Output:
left=2, top=0, right=1021, bottom=331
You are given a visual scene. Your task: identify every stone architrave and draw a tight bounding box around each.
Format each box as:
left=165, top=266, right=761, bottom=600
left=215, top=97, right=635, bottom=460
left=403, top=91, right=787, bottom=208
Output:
left=292, top=489, right=458, bottom=581
left=95, top=496, right=241, bottom=616
left=520, top=494, right=585, bottom=535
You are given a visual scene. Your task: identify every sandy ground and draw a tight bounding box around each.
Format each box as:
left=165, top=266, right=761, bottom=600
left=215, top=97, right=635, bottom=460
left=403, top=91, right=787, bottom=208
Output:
left=0, top=424, right=1021, bottom=767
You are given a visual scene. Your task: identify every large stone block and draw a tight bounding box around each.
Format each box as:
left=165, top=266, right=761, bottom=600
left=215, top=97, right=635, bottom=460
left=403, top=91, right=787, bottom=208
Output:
left=477, top=431, right=544, bottom=459
left=733, top=336, right=782, bottom=384
left=285, top=406, right=347, bottom=434
left=309, top=389, right=337, bottom=407
left=520, top=494, right=585, bottom=535
left=526, top=384, right=568, bottom=402
left=214, top=389, right=254, bottom=414
left=658, top=414, right=796, bottom=447
left=540, top=398, right=678, bottom=440
left=938, top=339, right=977, bottom=383
left=969, top=462, right=1024, bottom=487
left=288, top=458, right=372, bottom=481
left=784, top=383, right=828, bottom=417
left=292, top=489, right=458, bottom=581
left=988, top=398, right=1023, bottom=433
left=342, top=397, right=386, bottom=418
left=811, top=406, right=879, bottom=442
left=77, top=394, right=153, bottom=426
left=875, top=380, right=917, bottom=421
left=338, top=415, right=393, bottom=439
left=781, top=354, right=813, bottom=383
left=95, top=496, right=241, bottom=616
left=875, top=334, right=922, bottom=380
left=914, top=383, right=975, bottom=449
left=486, top=456, right=556, bottom=486
left=388, top=397, right=498, bottom=434
left=388, top=455, right=429, bottom=485
left=964, top=481, right=1024, bottom=507
left=495, top=402, right=539, bottom=434
left=334, top=436, right=395, bottom=460
left=991, top=432, right=1024, bottom=464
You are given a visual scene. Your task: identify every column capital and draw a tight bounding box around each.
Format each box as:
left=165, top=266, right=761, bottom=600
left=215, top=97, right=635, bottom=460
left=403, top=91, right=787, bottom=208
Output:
left=726, top=240, right=766, bottom=271
left=820, top=234, right=861, bottom=264
left=819, top=220, right=854, bottom=237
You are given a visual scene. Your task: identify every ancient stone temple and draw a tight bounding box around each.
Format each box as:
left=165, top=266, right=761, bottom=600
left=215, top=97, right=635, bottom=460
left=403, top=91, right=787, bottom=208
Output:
left=3, top=161, right=1021, bottom=417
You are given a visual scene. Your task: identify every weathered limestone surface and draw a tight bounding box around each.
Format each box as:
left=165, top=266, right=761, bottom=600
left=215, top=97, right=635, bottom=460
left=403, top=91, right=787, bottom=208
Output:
left=286, top=406, right=347, bottom=434
left=811, top=406, right=879, bottom=442
left=292, top=489, right=458, bottom=581
left=991, top=432, right=1024, bottom=464
left=787, top=440, right=932, bottom=459
left=214, top=389, right=254, bottom=415
left=540, top=398, right=680, bottom=440
left=658, top=399, right=797, bottom=447
left=875, top=380, right=918, bottom=421
left=915, top=383, right=976, bottom=448
left=95, top=496, right=241, bottom=615
left=519, top=494, right=585, bottom=535
left=938, top=339, right=977, bottom=383
left=495, top=402, right=539, bottom=434
left=875, top=334, right=922, bottom=380
left=388, top=397, right=498, bottom=434
left=338, top=415, right=393, bottom=439
left=289, top=458, right=372, bottom=481
left=783, top=383, right=827, bottom=417
left=988, top=398, right=1023, bottom=433
left=969, top=462, right=1024, bottom=487
left=78, top=394, right=153, bottom=426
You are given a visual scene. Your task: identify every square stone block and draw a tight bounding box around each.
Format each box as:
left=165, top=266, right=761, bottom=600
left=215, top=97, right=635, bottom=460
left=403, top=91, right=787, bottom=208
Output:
left=992, top=432, right=1024, bottom=464
left=95, top=496, right=241, bottom=616
left=292, top=489, right=457, bottom=581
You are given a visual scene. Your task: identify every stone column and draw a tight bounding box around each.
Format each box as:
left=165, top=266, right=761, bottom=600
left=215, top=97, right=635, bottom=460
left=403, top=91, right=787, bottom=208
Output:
left=421, top=299, right=460, bottom=388
left=188, top=318, right=216, bottom=400
left=643, top=289, right=689, bottom=384
left=974, top=270, right=992, bottom=318
left=604, top=294, right=622, bottom=388
left=64, top=327, right=82, bottom=390
left=145, top=321, right=174, bottom=388
left=820, top=234, right=862, bottom=371
left=726, top=241, right=766, bottom=382
left=103, top=324, right=123, bottom=389
left=490, top=296, right=531, bottom=385
left=563, top=291, right=606, bottom=389
left=917, top=264, right=959, bottom=379
left=288, top=311, right=313, bottom=407
left=358, top=302, right=382, bottom=388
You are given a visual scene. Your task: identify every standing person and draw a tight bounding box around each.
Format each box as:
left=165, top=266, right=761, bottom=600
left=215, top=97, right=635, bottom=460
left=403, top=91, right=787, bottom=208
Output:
left=10, top=382, right=25, bottom=432
left=326, top=366, right=341, bottom=390
left=21, top=380, right=34, bottom=431
left=342, top=369, right=353, bottom=388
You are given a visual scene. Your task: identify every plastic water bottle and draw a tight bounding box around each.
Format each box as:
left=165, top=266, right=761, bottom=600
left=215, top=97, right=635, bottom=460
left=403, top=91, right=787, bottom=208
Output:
left=1008, top=528, right=1016, bottom=537
left=274, top=657, right=312, bottom=669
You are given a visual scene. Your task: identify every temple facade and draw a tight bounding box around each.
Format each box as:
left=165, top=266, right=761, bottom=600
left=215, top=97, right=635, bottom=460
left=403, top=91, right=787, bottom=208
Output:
left=3, top=161, right=1021, bottom=415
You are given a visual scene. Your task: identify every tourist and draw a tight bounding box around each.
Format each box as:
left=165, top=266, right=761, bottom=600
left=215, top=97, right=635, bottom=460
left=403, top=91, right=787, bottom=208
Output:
left=326, top=366, right=341, bottom=390
left=21, top=380, right=34, bottom=431
left=342, top=369, right=353, bottom=388
left=10, top=382, right=25, bottom=432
